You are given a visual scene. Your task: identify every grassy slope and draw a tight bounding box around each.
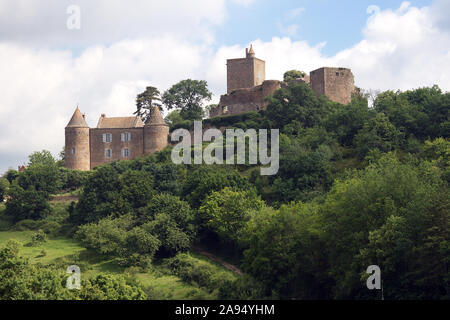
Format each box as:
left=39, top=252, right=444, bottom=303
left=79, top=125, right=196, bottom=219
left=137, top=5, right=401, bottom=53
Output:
left=0, top=229, right=221, bottom=299
left=0, top=200, right=230, bottom=300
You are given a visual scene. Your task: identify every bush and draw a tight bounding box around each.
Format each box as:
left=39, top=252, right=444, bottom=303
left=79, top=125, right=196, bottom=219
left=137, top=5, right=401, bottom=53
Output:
left=14, top=219, right=41, bottom=231
left=218, top=275, right=266, bottom=300
left=30, top=230, right=48, bottom=246
left=164, top=253, right=235, bottom=292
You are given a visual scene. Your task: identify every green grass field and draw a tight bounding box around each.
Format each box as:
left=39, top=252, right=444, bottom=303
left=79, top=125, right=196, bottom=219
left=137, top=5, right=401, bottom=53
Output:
left=0, top=230, right=219, bottom=299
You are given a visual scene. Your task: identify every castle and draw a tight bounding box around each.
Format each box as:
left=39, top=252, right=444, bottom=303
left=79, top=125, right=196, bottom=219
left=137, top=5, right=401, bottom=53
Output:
left=65, top=45, right=355, bottom=170
left=65, top=106, right=169, bottom=170
left=209, top=45, right=355, bottom=117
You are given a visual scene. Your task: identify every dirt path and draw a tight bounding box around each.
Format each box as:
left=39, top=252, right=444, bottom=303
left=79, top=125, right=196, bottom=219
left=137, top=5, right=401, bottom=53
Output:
left=193, top=245, right=243, bottom=276
left=50, top=195, right=79, bottom=203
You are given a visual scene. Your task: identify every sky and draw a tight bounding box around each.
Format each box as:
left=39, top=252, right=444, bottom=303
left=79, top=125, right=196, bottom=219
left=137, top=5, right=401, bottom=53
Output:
left=0, top=0, right=449, bottom=173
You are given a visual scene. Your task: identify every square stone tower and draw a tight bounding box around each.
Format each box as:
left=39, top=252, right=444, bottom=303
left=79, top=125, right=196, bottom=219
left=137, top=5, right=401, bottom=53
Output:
left=310, top=67, right=355, bottom=105
left=227, top=45, right=265, bottom=94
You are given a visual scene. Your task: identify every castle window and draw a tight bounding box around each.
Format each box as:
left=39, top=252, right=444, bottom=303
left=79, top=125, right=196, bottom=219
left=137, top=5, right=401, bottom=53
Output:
left=71, top=148, right=76, bottom=155
left=121, top=132, right=131, bottom=142
left=105, top=149, right=112, bottom=158
left=336, top=72, right=340, bottom=76
left=121, top=148, right=130, bottom=158
left=222, top=106, right=228, bottom=114
left=103, top=133, right=112, bottom=143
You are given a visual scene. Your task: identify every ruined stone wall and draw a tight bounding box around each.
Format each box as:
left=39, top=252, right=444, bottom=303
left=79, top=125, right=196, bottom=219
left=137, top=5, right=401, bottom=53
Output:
left=310, top=68, right=326, bottom=97
left=310, top=67, right=354, bottom=105
left=210, top=80, right=281, bottom=117
left=65, top=127, right=90, bottom=171
left=89, top=128, right=144, bottom=169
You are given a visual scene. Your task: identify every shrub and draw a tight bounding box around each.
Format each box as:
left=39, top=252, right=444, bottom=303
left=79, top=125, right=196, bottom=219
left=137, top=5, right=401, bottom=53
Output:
left=164, top=253, right=235, bottom=292
left=30, top=230, right=48, bottom=246
left=14, top=219, right=41, bottom=231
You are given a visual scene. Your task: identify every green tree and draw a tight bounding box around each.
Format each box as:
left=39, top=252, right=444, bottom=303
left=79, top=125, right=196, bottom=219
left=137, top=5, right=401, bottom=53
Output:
left=0, top=178, right=9, bottom=202
left=0, top=240, right=73, bottom=300
left=165, top=109, right=183, bottom=126
left=137, top=194, right=196, bottom=255
left=134, top=86, right=162, bottom=124
left=271, top=134, right=335, bottom=204
left=162, top=79, right=212, bottom=121
left=119, top=170, right=154, bottom=209
left=17, top=151, right=62, bottom=195
left=321, top=153, right=448, bottom=299
left=5, top=185, right=51, bottom=222
left=265, top=82, right=333, bottom=129
left=5, top=170, right=19, bottom=184
left=28, top=150, right=56, bottom=167
left=374, top=86, right=449, bottom=141
left=199, top=187, right=264, bottom=243
left=79, top=274, right=147, bottom=300
left=182, top=166, right=251, bottom=209
left=325, top=94, right=375, bottom=146
left=354, top=113, right=401, bottom=158
left=283, top=70, right=306, bottom=82
left=75, top=215, right=131, bottom=255
left=73, top=166, right=124, bottom=224
left=240, top=203, right=329, bottom=299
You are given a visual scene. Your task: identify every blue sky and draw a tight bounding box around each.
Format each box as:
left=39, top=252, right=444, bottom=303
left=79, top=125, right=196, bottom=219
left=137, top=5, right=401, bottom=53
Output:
left=0, top=0, right=448, bottom=173
left=219, top=0, right=431, bottom=55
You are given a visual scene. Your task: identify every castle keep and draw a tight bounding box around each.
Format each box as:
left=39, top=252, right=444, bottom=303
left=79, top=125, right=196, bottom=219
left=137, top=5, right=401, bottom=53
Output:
left=210, top=46, right=355, bottom=118
left=65, top=106, right=169, bottom=170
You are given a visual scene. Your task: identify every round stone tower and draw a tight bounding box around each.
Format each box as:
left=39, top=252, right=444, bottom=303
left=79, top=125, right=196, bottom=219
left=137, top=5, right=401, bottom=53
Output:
left=144, top=106, right=169, bottom=155
left=65, top=107, right=90, bottom=171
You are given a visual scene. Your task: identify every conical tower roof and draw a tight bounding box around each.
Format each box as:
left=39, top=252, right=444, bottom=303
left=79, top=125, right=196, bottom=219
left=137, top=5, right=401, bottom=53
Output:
left=146, top=106, right=167, bottom=126
left=66, top=107, right=89, bottom=128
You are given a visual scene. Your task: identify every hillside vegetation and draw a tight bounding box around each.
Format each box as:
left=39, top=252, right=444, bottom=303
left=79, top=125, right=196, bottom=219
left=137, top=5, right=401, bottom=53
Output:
left=0, top=82, right=448, bottom=300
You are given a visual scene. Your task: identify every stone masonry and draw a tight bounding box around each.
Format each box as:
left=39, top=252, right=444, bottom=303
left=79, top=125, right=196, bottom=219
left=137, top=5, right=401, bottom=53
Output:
left=65, top=106, right=169, bottom=170
left=210, top=46, right=356, bottom=118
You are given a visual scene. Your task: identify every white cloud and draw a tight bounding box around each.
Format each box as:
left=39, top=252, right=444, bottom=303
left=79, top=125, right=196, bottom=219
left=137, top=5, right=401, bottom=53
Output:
left=0, top=0, right=252, bottom=46
left=278, top=23, right=300, bottom=37
left=285, top=7, right=305, bottom=20
left=0, top=1, right=450, bottom=172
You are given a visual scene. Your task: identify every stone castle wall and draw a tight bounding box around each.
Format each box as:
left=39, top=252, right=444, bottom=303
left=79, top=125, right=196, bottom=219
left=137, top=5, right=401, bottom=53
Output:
left=210, top=80, right=281, bottom=117
left=89, top=128, right=144, bottom=169
left=310, top=67, right=354, bottom=105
